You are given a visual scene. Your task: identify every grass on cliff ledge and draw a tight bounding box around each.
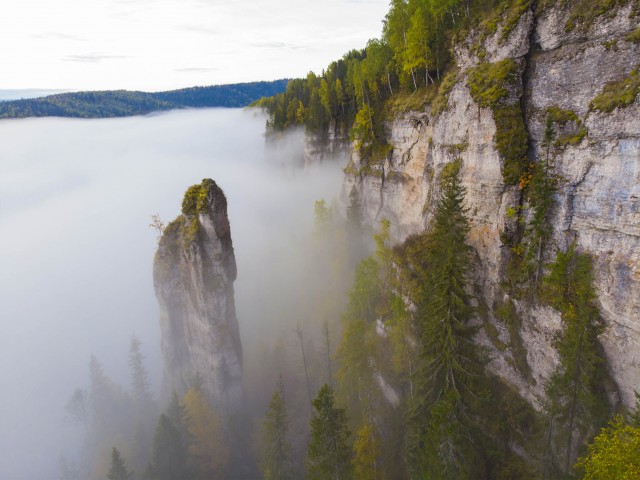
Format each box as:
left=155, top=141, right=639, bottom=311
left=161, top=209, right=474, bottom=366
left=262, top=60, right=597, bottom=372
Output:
left=537, top=0, right=640, bottom=31
left=546, top=106, right=588, bottom=147
left=590, top=67, right=640, bottom=113
left=467, top=59, right=528, bottom=185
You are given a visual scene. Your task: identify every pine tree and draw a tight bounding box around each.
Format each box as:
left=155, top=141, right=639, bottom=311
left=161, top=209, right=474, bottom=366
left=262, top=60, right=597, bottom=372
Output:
left=128, top=336, right=151, bottom=403
left=261, top=381, right=293, bottom=480
left=306, top=384, right=353, bottom=480
left=543, top=243, right=609, bottom=474
left=107, top=447, right=132, bottom=480
left=406, top=160, right=485, bottom=478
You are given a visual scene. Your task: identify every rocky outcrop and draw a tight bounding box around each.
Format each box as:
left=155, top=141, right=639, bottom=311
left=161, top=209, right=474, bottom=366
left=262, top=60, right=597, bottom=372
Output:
left=153, top=179, right=243, bottom=414
left=304, top=120, right=350, bottom=166
left=342, top=3, right=640, bottom=408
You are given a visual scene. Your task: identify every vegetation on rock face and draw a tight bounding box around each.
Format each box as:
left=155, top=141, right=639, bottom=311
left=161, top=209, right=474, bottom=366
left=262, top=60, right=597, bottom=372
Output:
left=625, top=26, right=640, bottom=43
left=467, top=59, right=528, bottom=185
left=546, top=106, right=587, bottom=147
left=542, top=243, right=610, bottom=475
left=590, top=67, right=640, bottom=113
left=181, top=178, right=220, bottom=216
left=405, top=160, right=487, bottom=478
left=255, top=0, right=534, bottom=168
left=576, top=415, right=640, bottom=479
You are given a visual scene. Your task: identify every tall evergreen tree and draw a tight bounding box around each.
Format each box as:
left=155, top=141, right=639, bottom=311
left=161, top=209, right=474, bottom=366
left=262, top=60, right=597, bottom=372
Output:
left=542, top=243, right=609, bottom=475
left=108, top=447, right=132, bottom=480
left=406, top=160, right=485, bottom=478
left=150, top=393, right=191, bottom=480
left=261, top=381, right=293, bottom=480
left=307, top=384, right=354, bottom=480
left=128, top=336, right=151, bottom=403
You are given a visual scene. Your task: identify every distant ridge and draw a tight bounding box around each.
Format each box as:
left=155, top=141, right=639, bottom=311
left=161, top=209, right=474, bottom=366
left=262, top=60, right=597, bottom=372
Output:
left=0, top=79, right=289, bottom=119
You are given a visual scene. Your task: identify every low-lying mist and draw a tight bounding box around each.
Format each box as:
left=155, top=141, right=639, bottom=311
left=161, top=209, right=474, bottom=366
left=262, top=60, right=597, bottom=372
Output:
left=0, top=108, right=356, bottom=479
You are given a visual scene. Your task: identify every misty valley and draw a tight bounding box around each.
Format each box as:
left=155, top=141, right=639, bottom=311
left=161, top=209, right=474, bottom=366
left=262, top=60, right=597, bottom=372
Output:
left=0, top=108, right=354, bottom=479
left=2, top=0, right=640, bottom=479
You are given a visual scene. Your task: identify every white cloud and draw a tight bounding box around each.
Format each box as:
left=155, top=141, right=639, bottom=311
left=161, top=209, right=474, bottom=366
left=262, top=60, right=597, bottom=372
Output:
left=0, top=0, right=389, bottom=90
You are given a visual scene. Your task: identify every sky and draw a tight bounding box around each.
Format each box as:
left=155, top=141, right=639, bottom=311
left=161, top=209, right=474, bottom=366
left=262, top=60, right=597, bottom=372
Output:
left=0, top=0, right=390, bottom=92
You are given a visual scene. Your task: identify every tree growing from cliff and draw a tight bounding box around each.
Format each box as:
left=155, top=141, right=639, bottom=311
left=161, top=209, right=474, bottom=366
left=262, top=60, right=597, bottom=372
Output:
left=306, top=384, right=354, bottom=480
left=542, top=243, right=609, bottom=475
left=406, top=159, right=486, bottom=478
left=261, top=381, right=293, bottom=480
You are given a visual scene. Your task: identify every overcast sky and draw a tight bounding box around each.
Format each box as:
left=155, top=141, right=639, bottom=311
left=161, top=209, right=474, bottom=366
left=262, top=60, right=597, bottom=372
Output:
left=0, top=0, right=390, bottom=92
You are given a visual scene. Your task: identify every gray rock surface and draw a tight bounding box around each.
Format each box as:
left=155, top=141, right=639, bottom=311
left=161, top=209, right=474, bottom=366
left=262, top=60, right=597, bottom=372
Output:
left=153, top=179, right=243, bottom=414
left=340, top=4, right=640, bottom=408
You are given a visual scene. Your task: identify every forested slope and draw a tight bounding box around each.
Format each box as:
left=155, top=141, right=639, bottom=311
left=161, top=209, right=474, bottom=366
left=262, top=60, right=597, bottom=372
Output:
left=0, top=79, right=288, bottom=118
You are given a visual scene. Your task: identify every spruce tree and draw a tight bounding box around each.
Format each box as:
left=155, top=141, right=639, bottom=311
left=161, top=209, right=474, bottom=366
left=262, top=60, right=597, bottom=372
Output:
left=543, top=243, right=609, bottom=475
left=261, top=381, right=293, bottom=480
left=306, top=384, right=353, bottom=480
left=407, top=160, right=485, bottom=478
left=108, top=447, right=132, bottom=480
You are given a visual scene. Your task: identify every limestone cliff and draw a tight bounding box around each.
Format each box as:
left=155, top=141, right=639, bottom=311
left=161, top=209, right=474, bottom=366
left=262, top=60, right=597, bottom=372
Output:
left=153, top=179, right=243, bottom=414
left=340, top=3, right=640, bottom=409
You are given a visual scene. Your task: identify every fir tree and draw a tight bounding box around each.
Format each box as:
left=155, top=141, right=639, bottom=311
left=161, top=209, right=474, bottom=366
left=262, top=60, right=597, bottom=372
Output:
left=406, top=160, right=485, bottom=478
left=128, top=336, right=151, bottom=403
left=150, top=393, right=191, bottom=480
left=306, top=384, right=354, bottom=480
left=543, top=243, right=609, bottom=475
left=261, top=381, right=293, bottom=480
left=108, top=447, right=132, bottom=480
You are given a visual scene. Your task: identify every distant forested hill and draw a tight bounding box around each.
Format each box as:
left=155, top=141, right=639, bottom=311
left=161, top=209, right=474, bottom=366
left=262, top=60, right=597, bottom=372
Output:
left=0, top=79, right=288, bottom=119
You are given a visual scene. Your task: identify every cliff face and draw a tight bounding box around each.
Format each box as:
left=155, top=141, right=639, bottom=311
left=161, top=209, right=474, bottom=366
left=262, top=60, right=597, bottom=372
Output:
left=153, top=179, right=243, bottom=414
left=342, top=4, right=640, bottom=408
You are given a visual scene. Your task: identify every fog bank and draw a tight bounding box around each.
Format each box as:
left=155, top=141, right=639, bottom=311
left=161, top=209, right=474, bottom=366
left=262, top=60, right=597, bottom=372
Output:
left=0, top=108, right=346, bottom=479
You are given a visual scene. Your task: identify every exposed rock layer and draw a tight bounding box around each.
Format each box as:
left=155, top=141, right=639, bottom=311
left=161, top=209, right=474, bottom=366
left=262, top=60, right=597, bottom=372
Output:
left=341, top=4, right=640, bottom=408
left=153, top=179, right=243, bottom=414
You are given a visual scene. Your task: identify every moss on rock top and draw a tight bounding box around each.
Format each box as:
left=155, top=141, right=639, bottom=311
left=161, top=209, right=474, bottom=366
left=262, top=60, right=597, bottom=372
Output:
left=181, top=178, right=223, bottom=216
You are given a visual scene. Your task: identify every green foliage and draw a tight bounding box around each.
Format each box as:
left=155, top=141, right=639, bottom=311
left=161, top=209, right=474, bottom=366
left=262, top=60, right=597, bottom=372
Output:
left=384, top=86, right=437, bottom=118
left=546, top=106, right=587, bottom=147
left=542, top=244, right=610, bottom=474
left=466, top=59, right=519, bottom=109
left=467, top=59, right=528, bottom=184
left=499, top=0, right=533, bottom=40
left=494, top=298, right=530, bottom=378
left=150, top=413, right=190, bottom=480
left=181, top=178, right=218, bottom=215
left=575, top=415, right=640, bottom=479
left=350, top=104, right=375, bottom=152
left=431, top=68, right=459, bottom=116
left=564, top=0, right=638, bottom=32
left=352, top=423, right=381, bottom=480
left=307, top=384, right=353, bottom=480
left=406, top=159, right=487, bottom=477
left=589, top=67, right=640, bottom=113
left=494, top=105, right=529, bottom=184
left=261, top=383, right=293, bottom=480
left=625, top=26, right=640, bottom=43
left=108, top=447, right=132, bottom=480
left=0, top=80, right=288, bottom=119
